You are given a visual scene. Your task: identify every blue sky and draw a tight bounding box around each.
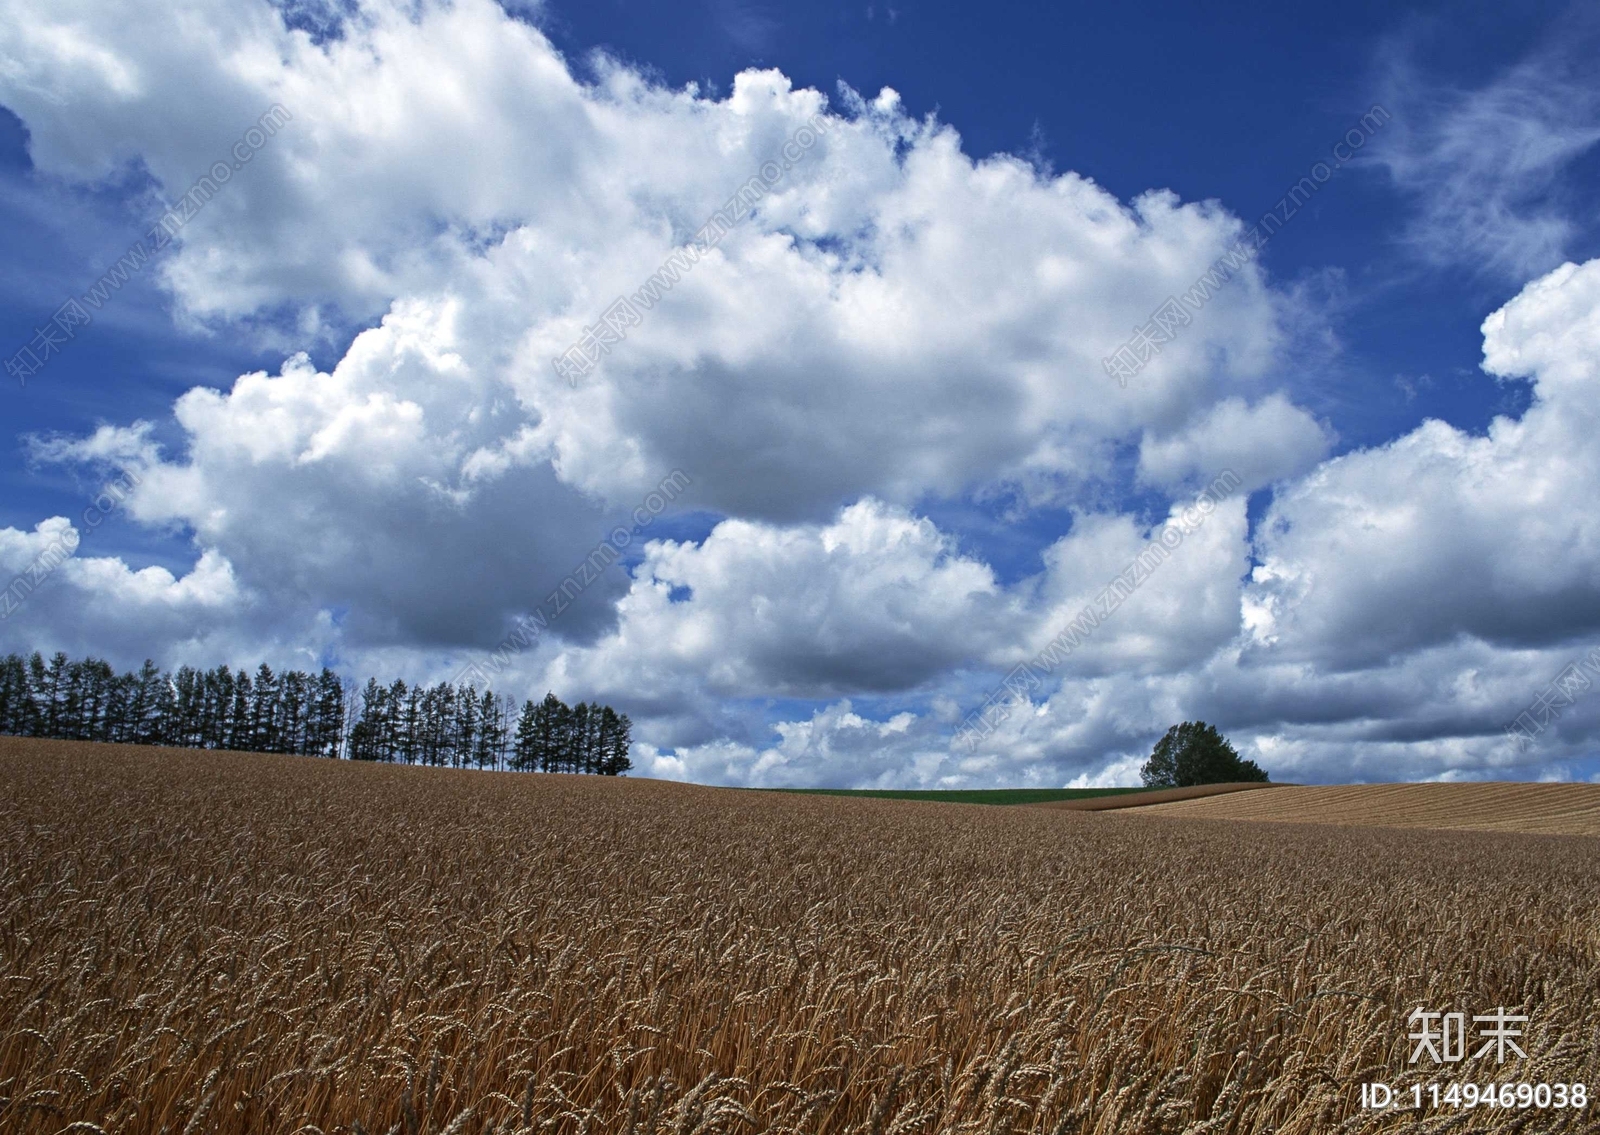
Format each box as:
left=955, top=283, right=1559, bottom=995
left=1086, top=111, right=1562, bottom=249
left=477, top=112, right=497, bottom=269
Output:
left=3, top=0, right=1600, bottom=786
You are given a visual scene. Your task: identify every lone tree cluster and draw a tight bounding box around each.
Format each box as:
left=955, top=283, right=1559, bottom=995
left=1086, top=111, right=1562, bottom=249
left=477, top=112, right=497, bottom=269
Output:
left=1140, top=721, right=1269, bottom=788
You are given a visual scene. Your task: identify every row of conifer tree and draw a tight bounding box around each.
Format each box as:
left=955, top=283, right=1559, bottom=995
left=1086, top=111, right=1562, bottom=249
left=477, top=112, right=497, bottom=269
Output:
left=0, top=651, right=631, bottom=774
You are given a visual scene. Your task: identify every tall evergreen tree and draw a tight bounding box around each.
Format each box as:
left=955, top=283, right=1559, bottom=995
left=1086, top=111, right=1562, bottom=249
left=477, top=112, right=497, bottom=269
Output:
left=0, top=654, right=36, bottom=735
left=453, top=684, right=479, bottom=769
left=35, top=653, right=68, bottom=738
left=569, top=701, right=590, bottom=774
left=223, top=670, right=251, bottom=751
left=471, top=688, right=503, bottom=770
left=597, top=706, right=633, bottom=776
left=72, top=658, right=115, bottom=741
left=512, top=698, right=540, bottom=771
left=534, top=693, right=566, bottom=772
left=348, top=678, right=387, bottom=762
left=103, top=668, right=135, bottom=744
left=311, top=669, right=345, bottom=757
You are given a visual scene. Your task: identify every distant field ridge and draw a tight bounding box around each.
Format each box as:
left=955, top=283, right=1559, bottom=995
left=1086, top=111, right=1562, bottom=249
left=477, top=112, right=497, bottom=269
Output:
left=1125, top=781, right=1600, bottom=837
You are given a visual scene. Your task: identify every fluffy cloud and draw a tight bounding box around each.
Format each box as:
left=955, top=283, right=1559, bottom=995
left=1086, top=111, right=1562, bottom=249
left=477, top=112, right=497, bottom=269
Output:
left=32, top=300, right=626, bottom=649
left=640, top=701, right=935, bottom=789
left=2, top=516, right=249, bottom=663
left=1245, top=259, right=1600, bottom=668
left=4, top=0, right=1598, bottom=787
left=556, top=500, right=1009, bottom=700
left=1, top=0, right=1290, bottom=523
left=1138, top=394, right=1332, bottom=494
left=0, top=0, right=1297, bottom=634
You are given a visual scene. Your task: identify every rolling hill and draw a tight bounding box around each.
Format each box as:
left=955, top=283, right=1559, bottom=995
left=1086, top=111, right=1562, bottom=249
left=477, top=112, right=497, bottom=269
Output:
left=1122, top=781, right=1600, bottom=836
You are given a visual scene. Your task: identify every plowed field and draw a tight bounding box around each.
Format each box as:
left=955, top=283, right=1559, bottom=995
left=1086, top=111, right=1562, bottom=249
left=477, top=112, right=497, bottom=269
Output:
left=1124, top=781, right=1600, bottom=836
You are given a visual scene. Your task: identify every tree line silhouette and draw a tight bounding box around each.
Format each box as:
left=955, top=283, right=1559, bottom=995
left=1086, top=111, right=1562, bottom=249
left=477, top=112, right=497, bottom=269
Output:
left=0, top=652, right=345, bottom=755
left=0, top=651, right=631, bottom=774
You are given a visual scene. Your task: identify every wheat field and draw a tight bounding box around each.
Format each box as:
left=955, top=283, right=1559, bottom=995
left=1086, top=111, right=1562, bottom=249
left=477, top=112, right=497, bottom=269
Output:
left=1, top=738, right=1597, bottom=1134
left=1124, top=782, right=1600, bottom=836
left=1033, top=783, right=1280, bottom=812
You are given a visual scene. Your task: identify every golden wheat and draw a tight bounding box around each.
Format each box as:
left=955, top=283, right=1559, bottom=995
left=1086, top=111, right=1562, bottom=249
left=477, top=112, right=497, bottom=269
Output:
left=1033, top=783, right=1279, bottom=812
left=1125, top=782, right=1600, bottom=836
left=1, top=737, right=1596, bottom=1134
